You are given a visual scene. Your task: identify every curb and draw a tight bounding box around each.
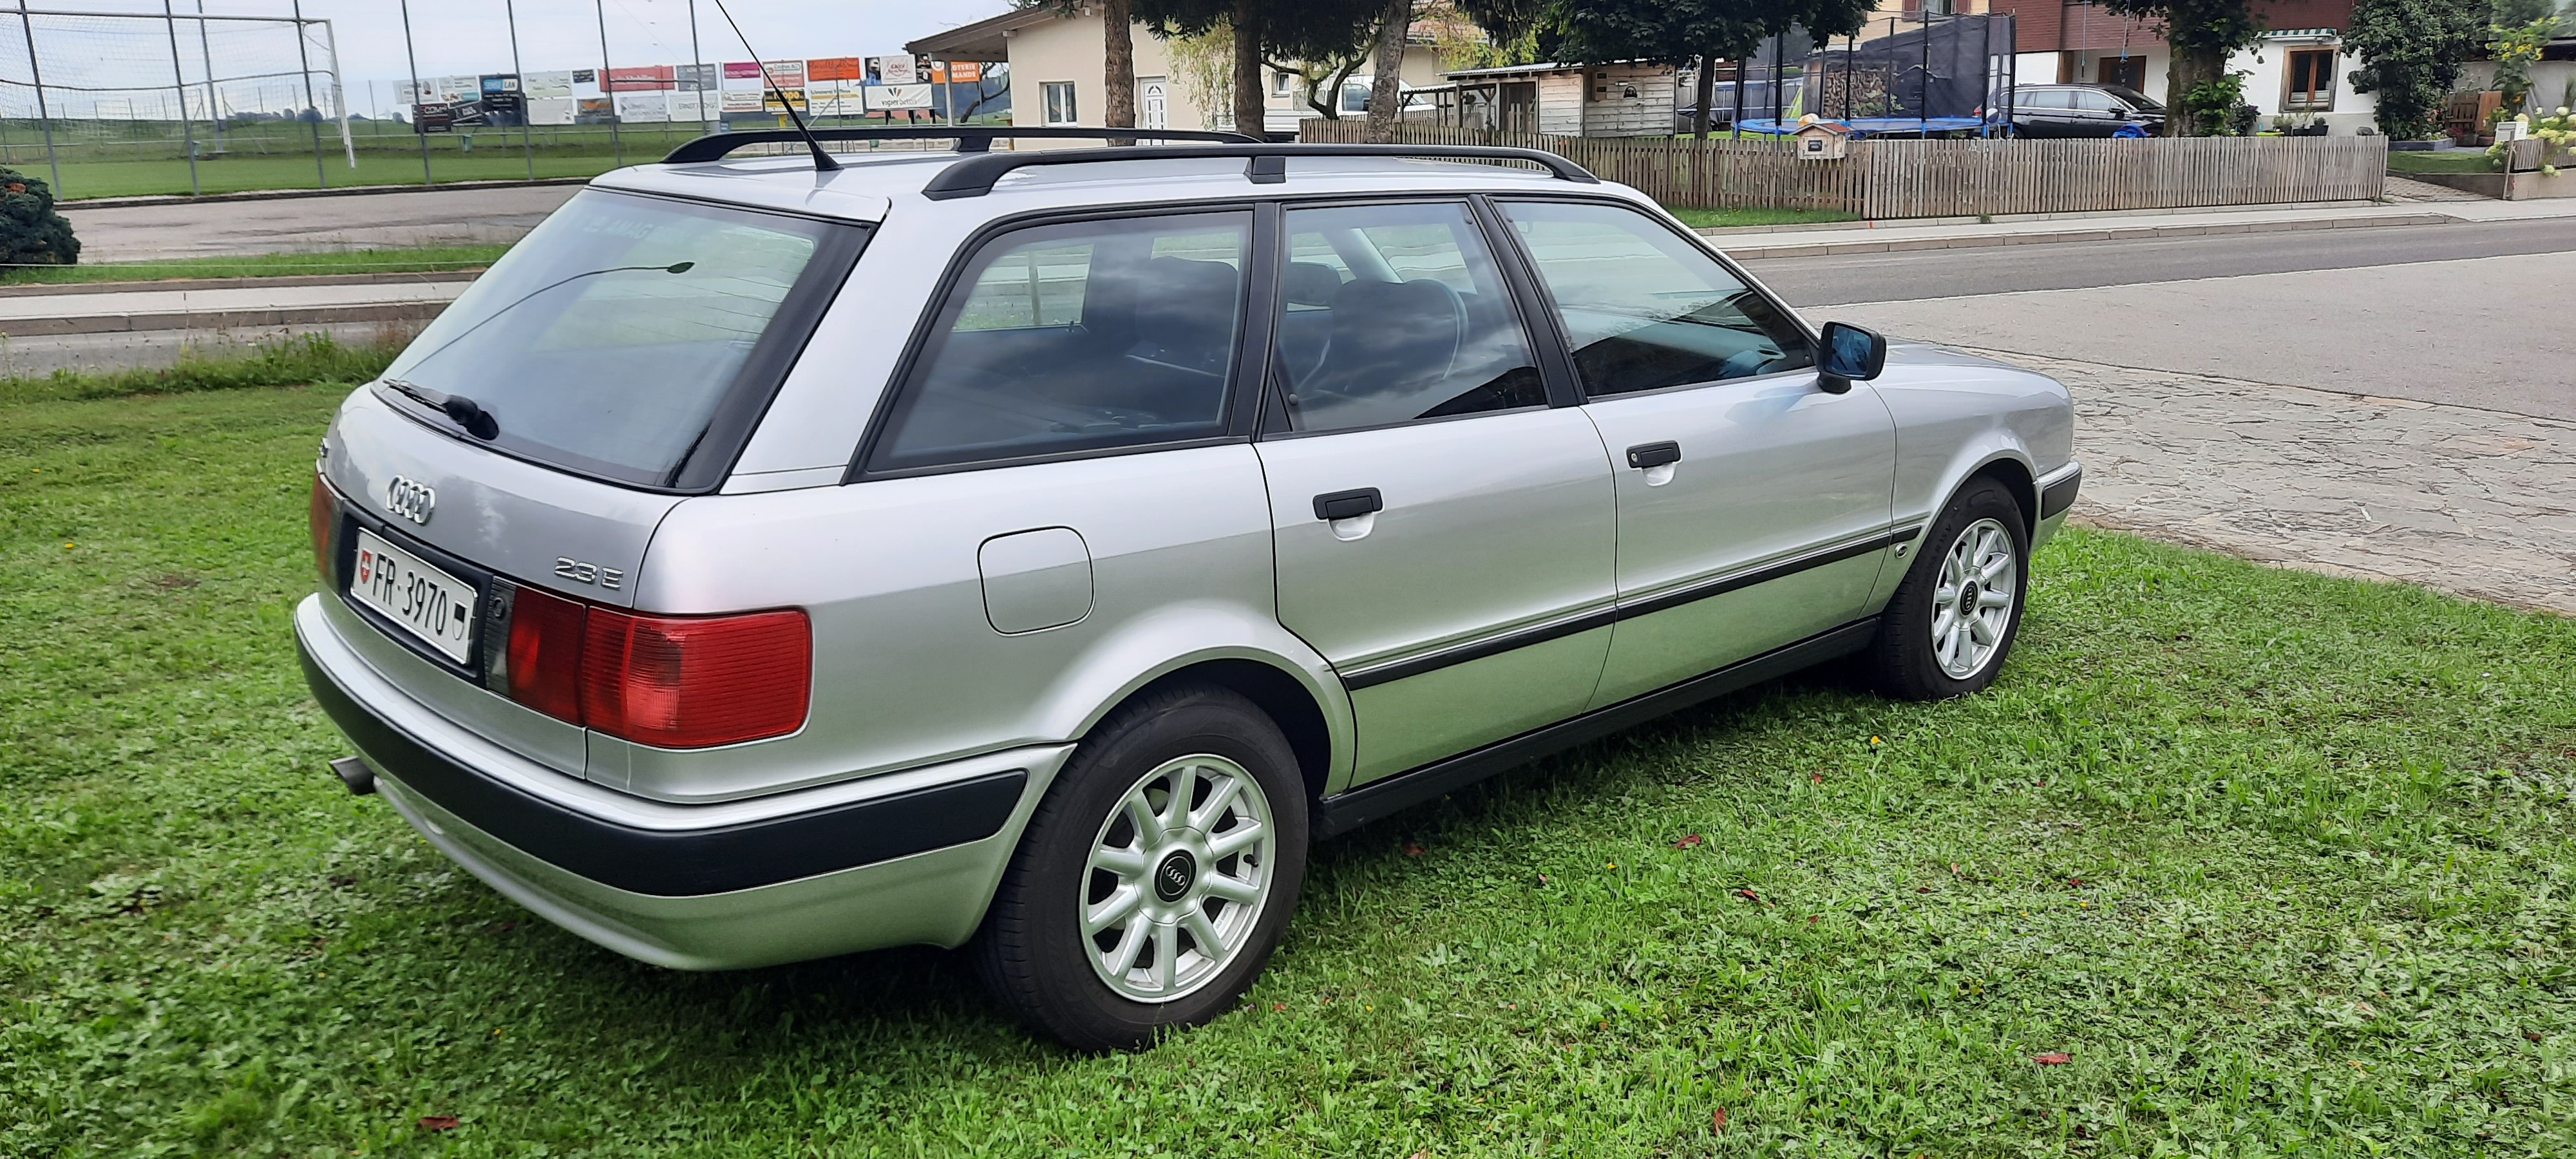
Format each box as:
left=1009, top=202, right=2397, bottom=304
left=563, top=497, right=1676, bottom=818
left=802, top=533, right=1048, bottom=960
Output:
left=0, top=300, right=450, bottom=337
left=0, top=269, right=484, bottom=299
left=1707, top=210, right=2456, bottom=260
left=59, top=177, right=592, bottom=210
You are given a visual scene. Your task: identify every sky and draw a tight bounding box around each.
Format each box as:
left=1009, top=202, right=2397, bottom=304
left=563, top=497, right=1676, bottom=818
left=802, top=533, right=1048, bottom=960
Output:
left=19, top=0, right=1010, bottom=111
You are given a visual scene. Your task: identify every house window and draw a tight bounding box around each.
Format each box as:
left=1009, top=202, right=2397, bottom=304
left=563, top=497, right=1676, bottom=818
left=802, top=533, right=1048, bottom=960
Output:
left=1271, top=70, right=1296, bottom=99
left=2096, top=55, right=2146, bottom=91
left=1041, top=80, right=1077, bottom=125
left=2283, top=49, right=2335, bottom=112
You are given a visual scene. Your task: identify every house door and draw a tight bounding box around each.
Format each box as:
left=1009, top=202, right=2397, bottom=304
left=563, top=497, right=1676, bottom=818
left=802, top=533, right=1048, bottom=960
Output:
left=1137, top=77, right=1170, bottom=129
left=1502, top=82, right=1538, bottom=135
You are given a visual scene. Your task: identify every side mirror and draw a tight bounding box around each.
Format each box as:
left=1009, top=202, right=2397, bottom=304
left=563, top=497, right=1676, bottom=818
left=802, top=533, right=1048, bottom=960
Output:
left=1817, top=321, right=1886, bottom=393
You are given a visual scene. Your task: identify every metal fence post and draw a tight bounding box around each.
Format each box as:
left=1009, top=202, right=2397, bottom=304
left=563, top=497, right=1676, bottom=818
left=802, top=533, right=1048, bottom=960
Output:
left=398, top=0, right=431, bottom=185
left=194, top=0, right=219, bottom=151
left=160, top=0, right=198, bottom=196
left=594, top=0, right=621, bottom=165
left=290, top=0, right=325, bottom=187
left=16, top=3, right=60, bottom=195
left=505, top=0, right=533, bottom=178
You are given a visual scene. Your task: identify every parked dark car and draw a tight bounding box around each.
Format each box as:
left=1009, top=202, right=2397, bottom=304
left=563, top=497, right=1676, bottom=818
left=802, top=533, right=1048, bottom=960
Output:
left=2001, top=84, right=2166, bottom=138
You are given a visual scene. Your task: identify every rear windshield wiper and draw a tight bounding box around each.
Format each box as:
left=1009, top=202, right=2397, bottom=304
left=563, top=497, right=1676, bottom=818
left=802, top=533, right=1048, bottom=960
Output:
left=383, top=376, right=500, bottom=440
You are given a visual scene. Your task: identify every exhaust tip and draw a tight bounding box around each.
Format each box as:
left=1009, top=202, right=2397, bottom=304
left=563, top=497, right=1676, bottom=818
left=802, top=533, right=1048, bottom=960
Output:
left=329, top=755, right=377, bottom=796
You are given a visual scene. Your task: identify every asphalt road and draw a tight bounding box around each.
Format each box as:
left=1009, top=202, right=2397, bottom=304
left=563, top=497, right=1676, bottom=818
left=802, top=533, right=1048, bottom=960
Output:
left=62, top=185, right=582, bottom=263
left=1749, top=220, right=2576, bottom=421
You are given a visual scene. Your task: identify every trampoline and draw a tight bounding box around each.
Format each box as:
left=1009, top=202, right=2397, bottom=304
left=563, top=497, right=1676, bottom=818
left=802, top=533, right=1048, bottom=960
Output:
left=1735, top=116, right=1993, bottom=138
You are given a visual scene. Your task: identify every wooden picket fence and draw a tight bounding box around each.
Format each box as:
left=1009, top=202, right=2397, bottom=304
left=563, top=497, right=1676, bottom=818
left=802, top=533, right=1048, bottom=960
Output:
left=1299, top=119, right=2389, bottom=218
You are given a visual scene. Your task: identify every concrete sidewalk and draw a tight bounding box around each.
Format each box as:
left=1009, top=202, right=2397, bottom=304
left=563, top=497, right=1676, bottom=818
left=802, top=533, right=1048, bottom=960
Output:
left=1698, top=196, right=2576, bottom=259
left=0, top=279, right=466, bottom=336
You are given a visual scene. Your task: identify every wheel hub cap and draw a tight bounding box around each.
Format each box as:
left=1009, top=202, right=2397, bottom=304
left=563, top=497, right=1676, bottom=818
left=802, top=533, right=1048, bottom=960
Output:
left=1081, top=755, right=1276, bottom=1004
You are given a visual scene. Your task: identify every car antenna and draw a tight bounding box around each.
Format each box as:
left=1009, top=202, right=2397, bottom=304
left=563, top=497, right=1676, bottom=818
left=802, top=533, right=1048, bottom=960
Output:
left=705, top=0, right=838, bottom=171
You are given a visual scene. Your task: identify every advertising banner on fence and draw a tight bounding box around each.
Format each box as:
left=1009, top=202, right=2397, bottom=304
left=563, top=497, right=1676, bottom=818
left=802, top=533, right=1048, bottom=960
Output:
left=721, top=88, right=764, bottom=113
left=865, top=84, right=934, bottom=111
left=808, top=57, right=864, bottom=82
left=763, top=88, right=809, bottom=113
left=607, top=65, right=675, bottom=92
left=614, top=91, right=668, bottom=121
left=528, top=96, right=576, bottom=125
left=676, top=62, right=719, bottom=91
left=525, top=70, right=575, bottom=99
left=865, top=55, right=919, bottom=85
left=929, top=61, right=982, bottom=84
left=668, top=91, right=710, bottom=122
left=806, top=81, right=859, bottom=116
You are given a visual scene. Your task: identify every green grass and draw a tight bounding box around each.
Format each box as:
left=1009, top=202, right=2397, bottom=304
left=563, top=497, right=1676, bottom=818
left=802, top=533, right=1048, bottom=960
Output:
left=0, top=244, right=509, bottom=287
left=0, top=331, right=405, bottom=408
left=1665, top=205, right=1863, bottom=229
left=5, top=386, right=2575, bottom=1155
left=2387, top=151, right=2499, bottom=174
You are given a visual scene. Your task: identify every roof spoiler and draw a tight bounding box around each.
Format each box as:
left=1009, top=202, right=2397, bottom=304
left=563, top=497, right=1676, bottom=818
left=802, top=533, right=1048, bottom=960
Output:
left=661, top=125, right=1264, bottom=164
left=921, top=143, right=1600, bottom=200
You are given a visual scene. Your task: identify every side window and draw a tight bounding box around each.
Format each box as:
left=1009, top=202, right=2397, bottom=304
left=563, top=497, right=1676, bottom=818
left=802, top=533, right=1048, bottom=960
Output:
left=1499, top=200, right=1812, bottom=397
left=869, top=211, right=1249, bottom=472
left=2017, top=89, right=2067, bottom=110
left=2072, top=90, right=2118, bottom=113
left=1269, top=201, right=1546, bottom=435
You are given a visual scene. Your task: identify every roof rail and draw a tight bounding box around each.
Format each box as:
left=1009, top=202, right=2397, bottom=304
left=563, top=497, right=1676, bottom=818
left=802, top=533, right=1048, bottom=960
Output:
left=920, top=143, right=1600, bottom=200
left=661, top=125, right=1262, bottom=164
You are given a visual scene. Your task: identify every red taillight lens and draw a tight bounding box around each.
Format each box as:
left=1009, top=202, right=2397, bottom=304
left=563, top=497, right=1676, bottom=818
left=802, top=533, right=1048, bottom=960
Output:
left=505, top=583, right=589, bottom=724
left=580, top=607, right=811, bottom=748
left=308, top=473, right=336, bottom=582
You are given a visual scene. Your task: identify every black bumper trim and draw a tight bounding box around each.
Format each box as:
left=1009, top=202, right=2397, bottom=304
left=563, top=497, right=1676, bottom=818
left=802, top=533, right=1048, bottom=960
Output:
left=299, top=636, right=1027, bottom=898
left=2040, top=466, right=2081, bottom=520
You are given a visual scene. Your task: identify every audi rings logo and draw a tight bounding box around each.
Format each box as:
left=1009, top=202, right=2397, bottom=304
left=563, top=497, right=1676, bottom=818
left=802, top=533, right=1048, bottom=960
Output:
left=385, top=476, right=435, bottom=525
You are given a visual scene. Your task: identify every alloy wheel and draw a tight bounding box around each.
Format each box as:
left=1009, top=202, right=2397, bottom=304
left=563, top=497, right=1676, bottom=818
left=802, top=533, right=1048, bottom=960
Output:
left=1931, top=516, right=2018, bottom=679
left=1079, top=754, right=1276, bottom=1004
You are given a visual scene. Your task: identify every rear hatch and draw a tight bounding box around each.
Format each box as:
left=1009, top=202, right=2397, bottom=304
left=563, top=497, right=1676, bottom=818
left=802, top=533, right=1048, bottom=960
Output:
left=314, top=187, right=869, bottom=777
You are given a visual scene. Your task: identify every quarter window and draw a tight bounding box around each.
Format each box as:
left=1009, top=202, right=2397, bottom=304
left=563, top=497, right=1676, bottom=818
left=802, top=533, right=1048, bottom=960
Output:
left=1499, top=200, right=1812, bottom=397
left=869, top=212, right=1249, bottom=472
left=1267, top=201, right=1546, bottom=434
left=1041, top=81, right=1077, bottom=125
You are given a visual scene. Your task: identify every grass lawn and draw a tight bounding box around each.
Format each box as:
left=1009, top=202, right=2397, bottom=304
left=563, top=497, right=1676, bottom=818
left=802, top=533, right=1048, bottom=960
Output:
left=5, top=384, right=2575, bottom=1155
left=2387, top=151, right=2498, bottom=175
left=1666, top=205, right=1862, bottom=230
left=0, top=245, right=510, bottom=288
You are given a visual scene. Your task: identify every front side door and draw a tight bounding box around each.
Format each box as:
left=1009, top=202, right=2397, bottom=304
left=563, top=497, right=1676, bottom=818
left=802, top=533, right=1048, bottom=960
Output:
left=1254, top=200, right=1616, bottom=786
left=1495, top=198, right=1896, bottom=709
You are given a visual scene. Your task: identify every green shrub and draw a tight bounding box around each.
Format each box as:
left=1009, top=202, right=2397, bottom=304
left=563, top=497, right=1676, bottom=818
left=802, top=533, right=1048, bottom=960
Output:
left=0, top=164, right=78, bottom=266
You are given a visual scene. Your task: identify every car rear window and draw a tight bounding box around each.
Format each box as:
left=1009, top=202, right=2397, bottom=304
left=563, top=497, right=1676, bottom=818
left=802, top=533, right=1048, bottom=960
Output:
left=377, top=189, right=862, bottom=490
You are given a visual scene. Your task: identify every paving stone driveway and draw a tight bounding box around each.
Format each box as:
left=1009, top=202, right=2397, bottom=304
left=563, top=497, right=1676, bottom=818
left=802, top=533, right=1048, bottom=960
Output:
left=2017, top=353, right=2576, bottom=615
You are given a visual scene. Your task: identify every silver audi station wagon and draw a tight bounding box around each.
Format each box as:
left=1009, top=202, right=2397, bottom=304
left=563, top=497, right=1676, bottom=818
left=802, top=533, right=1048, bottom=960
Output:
left=298, top=127, right=2079, bottom=1050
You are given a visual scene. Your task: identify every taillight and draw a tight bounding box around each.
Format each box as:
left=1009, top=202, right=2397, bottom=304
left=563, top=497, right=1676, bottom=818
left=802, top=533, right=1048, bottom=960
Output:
left=582, top=607, right=811, bottom=748
left=504, top=583, right=588, bottom=724
left=495, top=583, right=810, bottom=749
left=308, top=473, right=336, bottom=582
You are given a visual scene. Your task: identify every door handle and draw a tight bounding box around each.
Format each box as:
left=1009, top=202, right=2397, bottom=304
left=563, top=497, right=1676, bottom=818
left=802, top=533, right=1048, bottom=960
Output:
left=1625, top=441, right=1681, bottom=469
left=1312, top=487, right=1383, bottom=521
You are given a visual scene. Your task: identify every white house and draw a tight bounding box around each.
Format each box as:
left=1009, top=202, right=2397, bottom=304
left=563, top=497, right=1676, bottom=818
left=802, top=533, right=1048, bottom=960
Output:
left=906, top=5, right=1450, bottom=145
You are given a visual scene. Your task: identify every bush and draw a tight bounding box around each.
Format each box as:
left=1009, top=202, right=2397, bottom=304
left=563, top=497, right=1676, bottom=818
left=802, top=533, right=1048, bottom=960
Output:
left=2346, top=0, right=2488, bottom=140
left=0, top=164, right=78, bottom=266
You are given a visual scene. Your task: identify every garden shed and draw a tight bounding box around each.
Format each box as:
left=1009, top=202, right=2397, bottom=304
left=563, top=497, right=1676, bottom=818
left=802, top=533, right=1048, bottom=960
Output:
left=1440, top=61, right=1676, bottom=138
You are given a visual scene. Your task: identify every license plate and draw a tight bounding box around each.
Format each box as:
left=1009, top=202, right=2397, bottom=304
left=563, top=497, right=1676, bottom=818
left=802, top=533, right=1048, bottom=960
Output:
left=350, top=528, right=478, bottom=664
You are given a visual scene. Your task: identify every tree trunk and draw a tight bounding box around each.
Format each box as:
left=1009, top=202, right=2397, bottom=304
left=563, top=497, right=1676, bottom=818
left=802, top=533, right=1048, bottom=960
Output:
left=2162, top=47, right=2222, bottom=136
left=1102, top=0, right=1136, bottom=131
left=1693, top=54, right=1715, bottom=140
left=1231, top=0, right=1266, bottom=139
left=1365, top=0, right=1411, bottom=142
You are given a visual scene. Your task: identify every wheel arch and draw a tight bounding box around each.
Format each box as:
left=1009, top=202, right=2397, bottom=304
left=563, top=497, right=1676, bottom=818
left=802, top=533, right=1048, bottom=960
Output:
left=1113, top=659, right=1338, bottom=806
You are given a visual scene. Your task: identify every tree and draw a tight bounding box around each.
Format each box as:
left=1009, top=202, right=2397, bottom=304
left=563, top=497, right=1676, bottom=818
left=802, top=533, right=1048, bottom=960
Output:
left=1461, top=0, right=1875, bottom=140
left=1025, top=0, right=1137, bottom=128
left=2345, top=0, right=2486, bottom=139
left=1365, top=0, right=1414, bottom=140
left=1137, top=0, right=1388, bottom=137
left=2096, top=0, right=2269, bottom=134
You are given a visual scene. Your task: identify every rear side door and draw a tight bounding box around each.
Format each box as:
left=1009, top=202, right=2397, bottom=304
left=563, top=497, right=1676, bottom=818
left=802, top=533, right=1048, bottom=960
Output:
left=1253, top=199, right=1616, bottom=786
left=1493, top=198, right=1896, bottom=709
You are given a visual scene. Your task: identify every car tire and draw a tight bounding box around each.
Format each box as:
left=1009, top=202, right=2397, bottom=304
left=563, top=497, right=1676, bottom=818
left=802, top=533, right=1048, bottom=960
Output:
left=971, top=684, right=1308, bottom=1051
left=1871, top=476, right=2030, bottom=700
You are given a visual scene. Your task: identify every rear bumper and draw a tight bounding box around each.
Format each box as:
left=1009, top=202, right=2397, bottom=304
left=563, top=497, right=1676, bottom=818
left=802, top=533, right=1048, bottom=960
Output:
left=294, top=594, right=1071, bottom=969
